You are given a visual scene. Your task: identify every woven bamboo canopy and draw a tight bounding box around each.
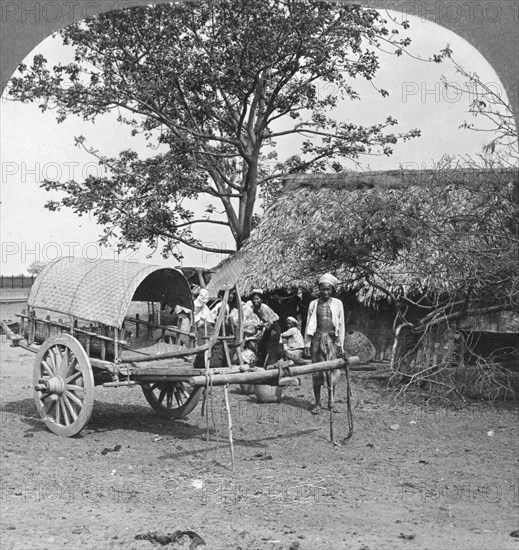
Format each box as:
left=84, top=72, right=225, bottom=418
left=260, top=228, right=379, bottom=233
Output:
left=210, top=168, right=517, bottom=304
left=28, top=257, right=193, bottom=328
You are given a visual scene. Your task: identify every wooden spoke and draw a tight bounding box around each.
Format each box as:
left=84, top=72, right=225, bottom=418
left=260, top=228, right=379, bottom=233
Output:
left=64, top=390, right=83, bottom=407
left=62, top=395, right=78, bottom=422
left=51, top=347, right=61, bottom=371
left=60, top=399, right=71, bottom=426
left=65, top=371, right=82, bottom=384
left=54, top=399, right=61, bottom=425
left=61, top=348, right=70, bottom=375
left=66, top=384, right=85, bottom=393
left=141, top=382, right=202, bottom=419
left=174, top=386, right=185, bottom=407
left=42, top=359, right=54, bottom=377
left=34, top=335, right=94, bottom=437
left=46, top=351, right=56, bottom=372
left=54, top=346, right=63, bottom=370
left=158, top=388, right=167, bottom=404
left=179, top=383, right=190, bottom=400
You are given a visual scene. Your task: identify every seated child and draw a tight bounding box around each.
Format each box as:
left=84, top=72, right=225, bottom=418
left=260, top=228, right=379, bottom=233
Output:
left=280, top=316, right=305, bottom=361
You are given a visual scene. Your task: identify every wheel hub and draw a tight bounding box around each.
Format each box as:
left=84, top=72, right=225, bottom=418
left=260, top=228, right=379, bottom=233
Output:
left=35, top=376, right=65, bottom=395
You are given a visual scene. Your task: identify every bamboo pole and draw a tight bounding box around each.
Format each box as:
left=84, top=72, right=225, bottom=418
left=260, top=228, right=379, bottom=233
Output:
left=223, top=384, right=235, bottom=472
left=287, top=357, right=357, bottom=377
left=15, top=315, right=128, bottom=345
left=328, top=386, right=334, bottom=443
left=189, top=358, right=351, bottom=386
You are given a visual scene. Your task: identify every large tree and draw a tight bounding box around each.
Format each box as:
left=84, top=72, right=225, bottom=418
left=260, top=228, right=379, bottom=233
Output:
left=9, top=0, right=428, bottom=258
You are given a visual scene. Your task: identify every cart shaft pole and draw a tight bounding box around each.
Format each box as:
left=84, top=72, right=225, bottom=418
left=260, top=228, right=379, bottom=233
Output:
left=188, top=358, right=348, bottom=386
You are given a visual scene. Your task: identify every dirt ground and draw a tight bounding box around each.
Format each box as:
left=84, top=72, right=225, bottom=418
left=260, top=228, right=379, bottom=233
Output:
left=1, top=304, right=518, bottom=550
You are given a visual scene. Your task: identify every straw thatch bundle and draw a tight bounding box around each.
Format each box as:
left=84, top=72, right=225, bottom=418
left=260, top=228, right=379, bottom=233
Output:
left=343, top=331, right=376, bottom=362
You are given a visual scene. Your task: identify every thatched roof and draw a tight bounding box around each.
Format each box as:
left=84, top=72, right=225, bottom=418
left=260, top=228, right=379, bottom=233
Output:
left=206, top=249, right=251, bottom=299
left=209, top=168, right=517, bottom=304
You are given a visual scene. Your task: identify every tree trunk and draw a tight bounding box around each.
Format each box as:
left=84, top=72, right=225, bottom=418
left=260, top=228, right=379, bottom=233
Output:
left=237, top=156, right=259, bottom=248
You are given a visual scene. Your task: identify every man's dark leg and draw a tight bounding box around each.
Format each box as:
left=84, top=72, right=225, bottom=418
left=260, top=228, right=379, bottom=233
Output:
left=310, top=371, right=322, bottom=414
left=312, top=380, right=321, bottom=411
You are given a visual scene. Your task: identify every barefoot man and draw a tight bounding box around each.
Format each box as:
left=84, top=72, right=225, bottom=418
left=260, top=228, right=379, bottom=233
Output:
left=304, top=274, right=345, bottom=414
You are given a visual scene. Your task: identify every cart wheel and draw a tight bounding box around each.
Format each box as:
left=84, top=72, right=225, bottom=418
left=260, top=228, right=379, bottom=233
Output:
left=33, top=335, right=94, bottom=437
left=141, top=382, right=202, bottom=419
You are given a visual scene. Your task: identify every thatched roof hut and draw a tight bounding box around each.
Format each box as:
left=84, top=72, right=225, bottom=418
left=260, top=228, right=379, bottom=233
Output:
left=210, top=168, right=517, bottom=302
left=207, top=168, right=518, bottom=377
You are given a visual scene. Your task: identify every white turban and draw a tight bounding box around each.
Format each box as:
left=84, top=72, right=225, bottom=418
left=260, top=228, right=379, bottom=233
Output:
left=318, top=273, right=340, bottom=287
left=251, top=288, right=264, bottom=296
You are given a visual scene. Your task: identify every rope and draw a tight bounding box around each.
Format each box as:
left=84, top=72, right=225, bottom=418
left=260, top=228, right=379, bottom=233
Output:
left=341, top=363, right=354, bottom=443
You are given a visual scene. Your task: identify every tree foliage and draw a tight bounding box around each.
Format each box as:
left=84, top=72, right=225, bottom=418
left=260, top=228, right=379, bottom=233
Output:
left=7, top=0, right=431, bottom=258
left=27, top=260, right=48, bottom=275
left=442, top=60, right=518, bottom=166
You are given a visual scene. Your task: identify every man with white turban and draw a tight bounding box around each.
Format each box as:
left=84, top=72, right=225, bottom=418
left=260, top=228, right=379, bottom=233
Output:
left=304, top=273, right=345, bottom=413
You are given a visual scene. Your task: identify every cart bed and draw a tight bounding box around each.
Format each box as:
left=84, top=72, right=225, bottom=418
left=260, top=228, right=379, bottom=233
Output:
left=120, top=340, right=188, bottom=362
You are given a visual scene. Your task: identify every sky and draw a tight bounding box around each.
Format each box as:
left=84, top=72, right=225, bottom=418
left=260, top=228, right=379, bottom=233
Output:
left=0, top=8, right=512, bottom=276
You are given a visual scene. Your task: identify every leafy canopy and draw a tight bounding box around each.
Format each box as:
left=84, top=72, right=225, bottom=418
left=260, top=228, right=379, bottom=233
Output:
left=9, top=0, right=429, bottom=258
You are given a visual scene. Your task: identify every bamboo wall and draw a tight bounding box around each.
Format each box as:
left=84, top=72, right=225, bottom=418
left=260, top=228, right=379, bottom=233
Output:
left=407, top=326, right=457, bottom=370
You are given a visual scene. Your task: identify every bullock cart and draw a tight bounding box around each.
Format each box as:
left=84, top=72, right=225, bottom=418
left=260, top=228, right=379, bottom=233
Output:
left=2, top=257, right=355, bottom=439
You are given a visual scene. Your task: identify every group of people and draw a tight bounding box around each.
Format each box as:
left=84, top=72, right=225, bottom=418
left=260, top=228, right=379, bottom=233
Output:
left=175, top=273, right=345, bottom=413
left=239, top=273, right=345, bottom=413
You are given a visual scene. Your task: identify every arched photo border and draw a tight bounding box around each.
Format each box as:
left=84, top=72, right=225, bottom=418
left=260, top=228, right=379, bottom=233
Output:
left=1, top=0, right=518, bottom=129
